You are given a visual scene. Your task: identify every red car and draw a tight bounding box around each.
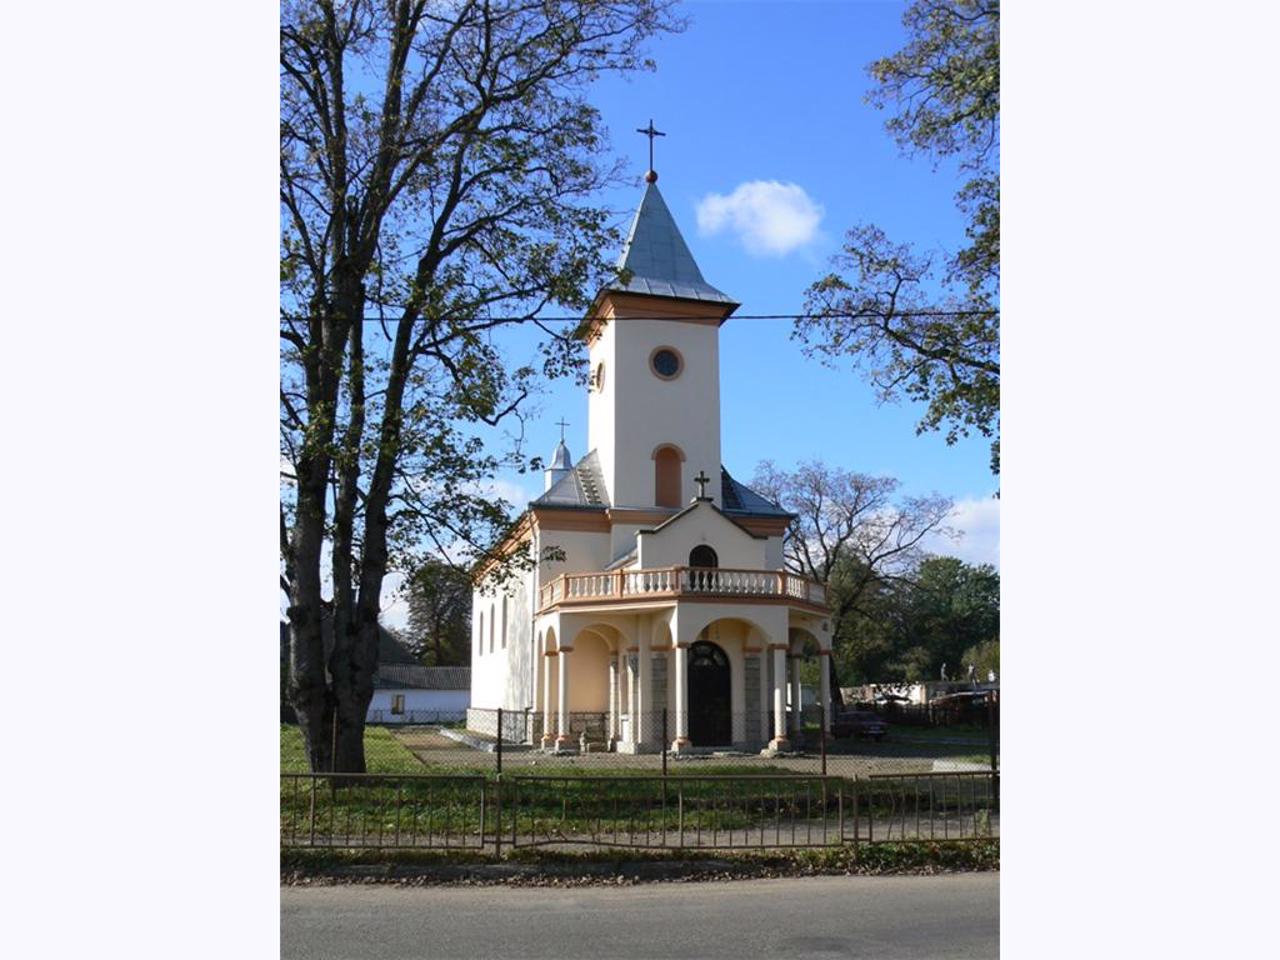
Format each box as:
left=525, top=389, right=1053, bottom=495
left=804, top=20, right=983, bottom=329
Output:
left=831, top=710, right=889, bottom=741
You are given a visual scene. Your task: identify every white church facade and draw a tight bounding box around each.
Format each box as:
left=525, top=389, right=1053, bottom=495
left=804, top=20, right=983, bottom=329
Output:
left=468, top=175, right=832, bottom=754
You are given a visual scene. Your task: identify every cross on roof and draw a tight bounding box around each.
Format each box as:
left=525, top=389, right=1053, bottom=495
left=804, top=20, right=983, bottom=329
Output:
left=636, top=119, right=666, bottom=180
left=555, top=418, right=570, bottom=442
left=693, top=469, right=711, bottom=501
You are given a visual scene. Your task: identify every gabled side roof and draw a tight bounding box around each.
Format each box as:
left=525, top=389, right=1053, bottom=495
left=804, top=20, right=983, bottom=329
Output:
left=530, top=449, right=609, bottom=509
left=637, top=498, right=768, bottom=541
left=373, top=665, right=471, bottom=691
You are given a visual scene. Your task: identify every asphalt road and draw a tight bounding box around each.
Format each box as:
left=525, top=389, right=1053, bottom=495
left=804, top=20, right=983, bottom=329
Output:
left=281, top=873, right=999, bottom=960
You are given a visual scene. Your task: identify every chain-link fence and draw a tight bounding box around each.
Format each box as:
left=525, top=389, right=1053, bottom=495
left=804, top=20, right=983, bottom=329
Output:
left=281, top=696, right=997, bottom=781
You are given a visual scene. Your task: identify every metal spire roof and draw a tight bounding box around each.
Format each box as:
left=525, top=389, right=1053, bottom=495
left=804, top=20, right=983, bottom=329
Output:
left=607, top=183, right=737, bottom=306
left=550, top=439, right=572, bottom=470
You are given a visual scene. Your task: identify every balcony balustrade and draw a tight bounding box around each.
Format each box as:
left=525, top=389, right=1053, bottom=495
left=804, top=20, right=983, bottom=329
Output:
left=537, top=565, right=828, bottom=612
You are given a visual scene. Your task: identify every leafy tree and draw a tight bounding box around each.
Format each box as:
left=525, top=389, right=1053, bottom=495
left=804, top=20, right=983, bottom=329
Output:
left=962, top=638, right=999, bottom=680
left=752, top=459, right=954, bottom=700
left=279, top=0, right=680, bottom=773
left=404, top=560, right=472, bottom=667
left=885, top=556, right=999, bottom=679
left=795, top=0, right=1000, bottom=472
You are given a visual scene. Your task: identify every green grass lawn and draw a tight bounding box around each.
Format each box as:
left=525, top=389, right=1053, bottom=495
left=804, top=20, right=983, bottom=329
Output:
left=280, top=724, right=427, bottom=774
left=280, top=725, right=995, bottom=845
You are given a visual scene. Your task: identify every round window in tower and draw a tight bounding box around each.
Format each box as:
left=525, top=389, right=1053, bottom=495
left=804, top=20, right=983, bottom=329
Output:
left=593, top=362, right=606, bottom=392
left=650, top=347, right=683, bottom=380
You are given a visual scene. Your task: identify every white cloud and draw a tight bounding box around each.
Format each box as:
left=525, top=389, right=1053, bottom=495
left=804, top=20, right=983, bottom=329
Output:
left=696, top=180, right=824, bottom=256
left=924, top=497, right=1000, bottom=569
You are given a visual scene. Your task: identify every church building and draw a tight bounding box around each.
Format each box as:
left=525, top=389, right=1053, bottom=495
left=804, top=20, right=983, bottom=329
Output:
left=468, top=169, right=832, bottom=754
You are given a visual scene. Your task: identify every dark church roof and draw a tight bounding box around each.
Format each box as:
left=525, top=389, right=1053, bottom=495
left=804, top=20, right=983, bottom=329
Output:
left=606, top=183, right=737, bottom=307
left=532, top=449, right=610, bottom=508
left=720, top=467, right=793, bottom=519
left=529, top=458, right=790, bottom=521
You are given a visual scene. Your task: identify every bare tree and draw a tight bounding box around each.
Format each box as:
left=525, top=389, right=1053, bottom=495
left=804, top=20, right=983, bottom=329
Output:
left=280, top=0, right=680, bottom=772
left=753, top=459, right=955, bottom=700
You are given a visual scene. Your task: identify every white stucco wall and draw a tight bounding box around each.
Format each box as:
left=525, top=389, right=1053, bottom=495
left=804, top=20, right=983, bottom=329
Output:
left=636, top=503, right=767, bottom=570
left=763, top=534, right=785, bottom=570
left=470, top=558, right=537, bottom=710
left=591, top=317, right=722, bottom=509
left=586, top=318, right=617, bottom=499
left=536, top=527, right=613, bottom=579
left=366, top=689, right=469, bottom=723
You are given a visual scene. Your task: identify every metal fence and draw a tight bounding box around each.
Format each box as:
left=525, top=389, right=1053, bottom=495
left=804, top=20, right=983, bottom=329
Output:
left=280, top=702, right=999, bottom=851
left=280, top=770, right=997, bottom=852
left=280, top=772, right=487, bottom=849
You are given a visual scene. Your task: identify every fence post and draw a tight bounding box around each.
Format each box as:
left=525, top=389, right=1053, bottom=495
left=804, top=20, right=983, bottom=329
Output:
left=987, top=693, right=998, bottom=809
left=820, top=720, right=827, bottom=777
left=987, top=693, right=997, bottom=772
left=330, top=710, right=339, bottom=774
left=662, top=708, right=668, bottom=778
left=494, top=707, right=504, bottom=859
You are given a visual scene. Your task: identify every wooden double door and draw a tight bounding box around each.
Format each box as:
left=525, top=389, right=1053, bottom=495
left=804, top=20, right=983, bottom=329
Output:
left=688, top=640, right=732, bottom=745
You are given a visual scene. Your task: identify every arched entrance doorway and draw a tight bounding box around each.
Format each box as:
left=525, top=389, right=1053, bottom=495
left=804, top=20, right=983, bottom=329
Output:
left=688, top=639, right=731, bottom=745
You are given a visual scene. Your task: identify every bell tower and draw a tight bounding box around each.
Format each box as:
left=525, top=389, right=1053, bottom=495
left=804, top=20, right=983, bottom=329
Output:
left=585, top=167, right=739, bottom=511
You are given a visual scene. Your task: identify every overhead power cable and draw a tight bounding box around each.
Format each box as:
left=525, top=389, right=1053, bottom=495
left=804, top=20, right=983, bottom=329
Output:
left=278, top=308, right=999, bottom=324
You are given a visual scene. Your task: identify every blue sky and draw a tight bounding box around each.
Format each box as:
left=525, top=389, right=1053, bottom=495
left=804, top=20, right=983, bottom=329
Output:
left=478, top=0, right=998, bottom=572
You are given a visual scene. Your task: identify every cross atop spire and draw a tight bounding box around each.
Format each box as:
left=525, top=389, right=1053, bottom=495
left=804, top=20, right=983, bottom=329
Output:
left=636, top=119, right=665, bottom=183
left=555, top=417, right=570, bottom=442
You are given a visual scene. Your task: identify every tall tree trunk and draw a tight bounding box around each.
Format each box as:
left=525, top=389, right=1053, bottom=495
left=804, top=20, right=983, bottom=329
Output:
left=286, top=308, right=354, bottom=771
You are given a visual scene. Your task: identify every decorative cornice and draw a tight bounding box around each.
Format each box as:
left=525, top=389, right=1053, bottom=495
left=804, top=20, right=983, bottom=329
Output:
left=584, top=292, right=735, bottom=344
left=730, top=515, right=792, bottom=538
left=531, top=507, right=610, bottom=533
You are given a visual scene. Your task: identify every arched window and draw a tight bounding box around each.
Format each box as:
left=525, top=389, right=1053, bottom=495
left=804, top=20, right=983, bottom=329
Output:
left=500, top=595, right=508, bottom=649
left=654, top=445, right=682, bottom=508
left=489, top=603, right=495, bottom=653
left=478, top=610, right=484, bottom=657
left=689, top=545, right=718, bottom=568
left=688, top=545, right=719, bottom=591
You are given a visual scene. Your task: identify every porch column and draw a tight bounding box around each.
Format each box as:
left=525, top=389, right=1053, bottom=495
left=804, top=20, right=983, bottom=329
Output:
left=757, top=651, right=771, bottom=745
left=540, top=649, right=556, bottom=748
left=790, top=655, right=803, bottom=738
left=672, top=642, right=690, bottom=750
left=608, top=651, right=620, bottom=744
left=555, top=646, right=571, bottom=748
left=770, top=644, right=789, bottom=750
left=730, top=647, right=746, bottom=745
left=625, top=646, right=638, bottom=747
left=819, top=650, right=832, bottom=733
left=637, top=623, right=652, bottom=748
